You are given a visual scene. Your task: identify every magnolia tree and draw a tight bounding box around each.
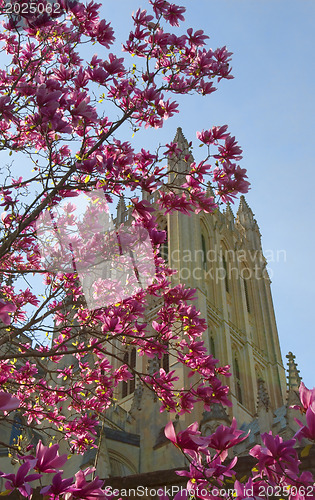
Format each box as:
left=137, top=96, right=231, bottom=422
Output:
left=0, top=0, right=314, bottom=498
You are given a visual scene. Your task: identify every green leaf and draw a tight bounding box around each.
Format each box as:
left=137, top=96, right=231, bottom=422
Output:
left=301, top=444, right=312, bottom=457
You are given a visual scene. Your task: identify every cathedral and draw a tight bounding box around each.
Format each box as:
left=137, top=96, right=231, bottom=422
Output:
left=0, top=129, right=311, bottom=496
left=84, top=128, right=307, bottom=481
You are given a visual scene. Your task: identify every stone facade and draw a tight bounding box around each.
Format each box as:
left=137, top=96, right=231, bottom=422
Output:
left=0, top=130, right=311, bottom=493
left=98, top=129, right=307, bottom=479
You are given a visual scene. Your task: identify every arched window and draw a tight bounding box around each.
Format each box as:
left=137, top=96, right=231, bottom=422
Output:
left=222, top=255, right=229, bottom=293
left=122, top=348, right=136, bottom=398
left=109, top=452, right=137, bottom=476
left=10, top=414, right=23, bottom=448
left=159, top=220, right=168, bottom=263
left=233, top=356, right=243, bottom=404
left=158, top=342, right=169, bottom=373
left=243, top=277, right=251, bottom=313
left=210, top=336, right=216, bottom=357
left=162, top=351, right=169, bottom=373
left=129, top=348, right=136, bottom=393
left=201, top=234, right=207, bottom=269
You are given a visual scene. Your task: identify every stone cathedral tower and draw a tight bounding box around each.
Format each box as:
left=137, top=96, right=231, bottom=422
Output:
left=0, top=130, right=306, bottom=484
left=103, top=128, right=289, bottom=476
left=140, top=128, right=287, bottom=424
left=154, top=127, right=287, bottom=426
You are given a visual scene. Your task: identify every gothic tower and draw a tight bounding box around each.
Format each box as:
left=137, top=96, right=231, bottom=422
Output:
left=0, top=130, right=298, bottom=480
left=109, top=128, right=287, bottom=474
left=140, top=128, right=287, bottom=427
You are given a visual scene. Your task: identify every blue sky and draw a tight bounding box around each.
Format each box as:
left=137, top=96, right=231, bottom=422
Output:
left=105, top=0, right=315, bottom=387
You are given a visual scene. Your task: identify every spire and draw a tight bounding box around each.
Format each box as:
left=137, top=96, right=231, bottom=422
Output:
left=173, top=127, right=191, bottom=155
left=116, top=195, right=126, bottom=225
left=236, top=195, right=253, bottom=230
left=168, top=128, right=193, bottom=185
left=225, top=202, right=234, bottom=218
left=206, top=182, right=216, bottom=199
left=238, top=195, right=250, bottom=210
left=224, top=202, right=234, bottom=229
left=286, top=351, right=303, bottom=409
left=257, top=378, right=270, bottom=411
left=147, top=356, right=160, bottom=376
left=256, top=378, right=273, bottom=434
left=129, top=383, right=144, bottom=413
left=235, top=196, right=262, bottom=250
left=236, top=196, right=253, bottom=221
left=286, top=352, right=302, bottom=391
left=117, top=195, right=126, bottom=212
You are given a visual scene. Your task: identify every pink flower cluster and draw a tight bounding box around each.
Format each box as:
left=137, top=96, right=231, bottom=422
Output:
left=0, top=439, right=114, bottom=499
left=197, top=126, right=249, bottom=203
left=295, top=382, right=315, bottom=441
left=0, top=0, right=251, bottom=488
left=165, top=382, right=315, bottom=500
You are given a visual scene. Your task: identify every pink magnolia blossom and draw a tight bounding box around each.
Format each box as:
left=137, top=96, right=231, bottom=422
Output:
left=40, top=472, right=74, bottom=497
left=23, top=440, right=69, bottom=474
left=199, top=417, right=248, bottom=460
left=196, top=125, right=229, bottom=144
left=250, top=432, right=299, bottom=478
left=234, top=477, right=265, bottom=500
left=175, top=458, right=209, bottom=492
left=163, top=4, right=185, bottom=26
left=0, top=298, right=16, bottom=325
left=295, top=402, right=315, bottom=442
left=64, top=467, right=107, bottom=499
left=0, top=0, right=255, bottom=477
left=164, top=141, right=182, bottom=158
left=0, top=392, right=20, bottom=411
left=204, top=454, right=238, bottom=486
left=1, top=461, right=41, bottom=498
left=186, top=28, right=208, bottom=47
left=165, top=421, right=205, bottom=454
left=292, top=382, right=315, bottom=412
